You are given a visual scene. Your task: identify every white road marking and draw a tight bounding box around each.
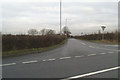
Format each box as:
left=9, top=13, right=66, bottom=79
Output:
left=108, top=52, right=114, bottom=54
left=88, top=54, right=96, bottom=56
left=1, top=63, right=16, bottom=67
left=60, top=57, right=71, bottom=60
left=75, top=56, right=84, bottom=58
left=62, top=66, right=120, bottom=80
left=47, top=59, right=56, bottom=61
left=96, top=47, right=117, bottom=51
left=42, top=60, right=46, bottom=61
left=88, top=46, right=95, bottom=48
left=22, top=60, right=38, bottom=64
left=100, top=53, right=106, bottom=55
left=89, top=46, right=92, bottom=48
left=81, top=43, right=86, bottom=45
left=42, top=59, right=56, bottom=61
left=104, top=45, right=118, bottom=47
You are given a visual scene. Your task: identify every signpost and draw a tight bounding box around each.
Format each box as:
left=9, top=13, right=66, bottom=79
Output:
left=101, top=26, right=106, bottom=40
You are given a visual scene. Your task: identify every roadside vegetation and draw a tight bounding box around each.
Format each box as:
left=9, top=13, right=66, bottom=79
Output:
left=3, top=28, right=67, bottom=57
left=74, top=30, right=119, bottom=44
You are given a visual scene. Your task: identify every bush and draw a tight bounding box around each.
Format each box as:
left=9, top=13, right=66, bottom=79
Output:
left=74, top=31, right=118, bottom=42
left=2, top=35, right=66, bottom=52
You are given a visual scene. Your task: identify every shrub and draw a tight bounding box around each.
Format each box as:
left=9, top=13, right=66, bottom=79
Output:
left=2, top=35, right=66, bottom=52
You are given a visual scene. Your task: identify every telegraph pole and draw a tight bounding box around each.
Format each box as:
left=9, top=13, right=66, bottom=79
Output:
left=60, top=0, right=62, bottom=35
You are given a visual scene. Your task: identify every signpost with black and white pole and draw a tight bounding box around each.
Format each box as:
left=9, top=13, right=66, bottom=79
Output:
left=101, top=26, right=106, bottom=40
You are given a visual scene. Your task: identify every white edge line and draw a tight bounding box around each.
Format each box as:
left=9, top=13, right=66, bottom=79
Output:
left=1, top=63, right=16, bottom=66
left=62, top=66, right=120, bottom=80
left=22, top=60, right=38, bottom=64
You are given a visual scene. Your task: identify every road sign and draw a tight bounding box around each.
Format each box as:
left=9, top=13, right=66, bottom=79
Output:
left=101, top=26, right=106, bottom=31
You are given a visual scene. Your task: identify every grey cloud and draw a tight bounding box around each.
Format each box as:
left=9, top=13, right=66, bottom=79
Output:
left=2, top=1, right=118, bottom=35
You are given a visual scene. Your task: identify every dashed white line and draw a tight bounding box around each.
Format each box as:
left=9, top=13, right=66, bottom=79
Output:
left=62, top=66, right=120, bottom=80
left=81, top=43, right=86, bottom=45
left=96, top=47, right=117, bottom=51
left=108, top=52, right=114, bottom=54
left=48, top=59, right=56, bottom=61
left=75, top=56, right=84, bottom=58
left=88, top=54, right=96, bottom=56
left=60, top=57, right=71, bottom=60
left=1, top=63, right=16, bottom=67
left=42, top=59, right=47, bottom=61
left=100, top=53, right=106, bottom=55
left=88, top=46, right=95, bottom=48
left=42, top=59, right=56, bottom=61
left=22, top=60, right=38, bottom=64
left=89, top=46, right=92, bottom=47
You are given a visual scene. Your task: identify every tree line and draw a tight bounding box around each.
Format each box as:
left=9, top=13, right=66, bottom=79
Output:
left=2, top=27, right=70, bottom=52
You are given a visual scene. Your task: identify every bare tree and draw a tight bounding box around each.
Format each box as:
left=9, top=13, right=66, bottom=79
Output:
left=62, top=26, right=71, bottom=34
left=46, top=29, right=55, bottom=35
left=40, top=29, right=55, bottom=35
left=40, top=29, right=46, bottom=35
left=28, top=29, right=38, bottom=35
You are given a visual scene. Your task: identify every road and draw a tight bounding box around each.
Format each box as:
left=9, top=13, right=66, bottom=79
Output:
left=2, top=39, right=119, bottom=79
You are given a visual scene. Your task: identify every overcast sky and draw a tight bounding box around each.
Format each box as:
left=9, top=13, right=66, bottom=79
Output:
left=1, top=0, right=119, bottom=35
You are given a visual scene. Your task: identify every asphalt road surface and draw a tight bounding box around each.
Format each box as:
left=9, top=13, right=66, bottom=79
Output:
left=2, top=39, right=119, bottom=79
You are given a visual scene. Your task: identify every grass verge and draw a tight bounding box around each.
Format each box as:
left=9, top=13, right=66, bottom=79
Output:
left=76, top=39, right=118, bottom=45
left=89, top=40, right=118, bottom=45
left=3, top=39, right=68, bottom=58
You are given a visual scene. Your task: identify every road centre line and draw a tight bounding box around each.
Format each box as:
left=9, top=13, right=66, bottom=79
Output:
left=3, top=52, right=115, bottom=66
left=100, top=53, right=106, bottom=55
left=42, top=59, right=47, bottom=61
left=60, top=57, right=71, bottom=60
left=75, top=55, right=84, bottom=58
left=22, top=60, right=38, bottom=64
left=42, top=58, right=56, bottom=62
left=88, top=46, right=95, bottom=48
left=88, top=46, right=93, bottom=48
left=88, top=54, right=96, bottom=56
left=81, top=43, right=86, bottom=45
left=1, top=63, right=16, bottom=67
left=108, top=52, right=114, bottom=53
left=48, top=59, right=55, bottom=60
left=62, top=66, right=120, bottom=80
left=48, top=59, right=56, bottom=61
left=95, top=47, right=117, bottom=51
